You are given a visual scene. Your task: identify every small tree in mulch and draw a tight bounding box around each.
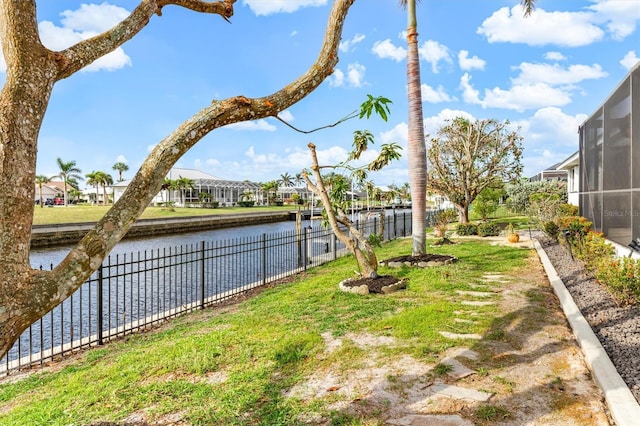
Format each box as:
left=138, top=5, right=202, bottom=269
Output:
left=302, top=96, right=403, bottom=293
left=433, top=208, right=458, bottom=245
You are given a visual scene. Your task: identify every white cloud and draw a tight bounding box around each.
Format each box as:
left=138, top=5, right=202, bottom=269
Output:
left=329, top=63, right=366, bottom=88
left=519, top=107, right=586, bottom=148
left=346, top=62, right=366, bottom=87
left=115, top=155, right=128, bottom=164
left=380, top=122, right=408, bottom=150
left=329, top=69, right=345, bottom=87
left=459, top=72, right=572, bottom=112
left=225, top=119, right=277, bottom=131
left=371, top=39, right=405, bottom=62
left=477, top=6, right=604, bottom=47
left=278, top=110, right=295, bottom=122
left=423, top=109, right=474, bottom=137
left=243, top=0, right=328, bottom=16
left=60, top=3, right=130, bottom=33
left=458, top=50, right=485, bottom=71
left=512, top=62, right=607, bottom=85
left=418, top=40, right=452, bottom=74
left=587, top=0, right=640, bottom=41
left=340, top=33, right=365, bottom=53
left=544, top=51, right=567, bottom=61
left=421, top=83, right=454, bottom=103
left=621, top=51, right=640, bottom=70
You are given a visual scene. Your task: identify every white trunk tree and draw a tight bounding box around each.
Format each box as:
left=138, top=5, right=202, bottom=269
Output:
left=0, top=0, right=356, bottom=359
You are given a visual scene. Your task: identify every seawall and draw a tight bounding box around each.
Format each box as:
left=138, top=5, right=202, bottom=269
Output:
left=31, top=211, right=292, bottom=248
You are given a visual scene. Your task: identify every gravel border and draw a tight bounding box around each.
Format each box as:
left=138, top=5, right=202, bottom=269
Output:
left=538, top=236, right=640, bottom=403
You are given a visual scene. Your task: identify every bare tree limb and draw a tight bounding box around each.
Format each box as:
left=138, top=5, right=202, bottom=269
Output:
left=55, top=0, right=235, bottom=79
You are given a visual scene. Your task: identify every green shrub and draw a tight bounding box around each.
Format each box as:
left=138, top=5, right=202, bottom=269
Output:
left=543, top=221, right=559, bottom=239
left=477, top=222, right=500, bottom=237
left=596, top=256, right=640, bottom=305
left=238, top=200, right=255, bottom=207
left=559, top=203, right=578, bottom=216
left=457, top=223, right=478, bottom=236
left=578, top=231, right=615, bottom=274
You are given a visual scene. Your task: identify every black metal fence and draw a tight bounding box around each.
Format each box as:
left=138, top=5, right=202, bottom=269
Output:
left=1, top=210, right=432, bottom=375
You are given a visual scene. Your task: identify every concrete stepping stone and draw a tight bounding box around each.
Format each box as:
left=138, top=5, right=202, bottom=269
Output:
left=454, top=318, right=475, bottom=324
left=386, top=414, right=474, bottom=426
left=481, top=274, right=509, bottom=283
left=439, top=331, right=483, bottom=340
left=468, top=283, right=490, bottom=289
left=440, top=357, right=475, bottom=379
left=448, top=347, right=479, bottom=361
left=456, top=290, right=494, bottom=297
left=461, top=300, right=494, bottom=306
left=430, top=383, right=493, bottom=402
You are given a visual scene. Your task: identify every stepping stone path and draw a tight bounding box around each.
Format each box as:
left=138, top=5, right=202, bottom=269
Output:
left=386, top=273, right=511, bottom=425
left=386, top=348, right=493, bottom=425
left=439, top=273, right=502, bottom=340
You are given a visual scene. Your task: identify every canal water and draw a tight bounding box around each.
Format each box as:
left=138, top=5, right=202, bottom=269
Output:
left=30, top=209, right=410, bottom=268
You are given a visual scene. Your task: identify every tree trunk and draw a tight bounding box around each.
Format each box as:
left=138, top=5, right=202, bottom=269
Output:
left=406, top=1, right=427, bottom=256
left=0, top=0, right=355, bottom=360
left=458, top=204, right=470, bottom=224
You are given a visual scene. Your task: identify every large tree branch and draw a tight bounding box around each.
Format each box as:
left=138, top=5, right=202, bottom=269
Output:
left=54, top=0, right=235, bottom=79
left=42, top=0, right=355, bottom=304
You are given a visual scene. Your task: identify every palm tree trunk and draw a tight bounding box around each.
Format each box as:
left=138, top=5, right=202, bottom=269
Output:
left=406, top=0, right=427, bottom=256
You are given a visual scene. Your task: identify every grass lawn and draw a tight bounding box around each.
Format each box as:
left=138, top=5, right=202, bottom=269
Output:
left=0, top=237, right=533, bottom=425
left=32, top=205, right=294, bottom=225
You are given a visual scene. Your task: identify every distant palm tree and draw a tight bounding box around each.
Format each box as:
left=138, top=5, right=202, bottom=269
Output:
left=174, top=176, right=194, bottom=206
left=279, top=172, right=294, bottom=187
left=112, top=162, right=129, bottom=182
left=34, top=175, right=49, bottom=207
left=85, top=171, right=100, bottom=204
left=96, top=171, right=114, bottom=205
left=294, top=173, right=304, bottom=187
left=51, top=158, right=83, bottom=207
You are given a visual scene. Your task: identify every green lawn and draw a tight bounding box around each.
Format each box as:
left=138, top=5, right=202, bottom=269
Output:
left=32, top=204, right=295, bottom=225
left=0, top=237, right=533, bottom=425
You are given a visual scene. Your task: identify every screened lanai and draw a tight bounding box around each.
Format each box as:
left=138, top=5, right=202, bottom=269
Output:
left=112, top=168, right=265, bottom=206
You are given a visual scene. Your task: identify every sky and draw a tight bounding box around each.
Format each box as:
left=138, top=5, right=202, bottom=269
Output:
left=2, top=0, right=639, bottom=189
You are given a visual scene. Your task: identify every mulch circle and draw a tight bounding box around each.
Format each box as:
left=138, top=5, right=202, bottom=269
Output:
left=340, top=275, right=402, bottom=294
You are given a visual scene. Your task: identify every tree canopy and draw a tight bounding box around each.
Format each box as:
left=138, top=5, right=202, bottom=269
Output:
left=427, top=117, right=523, bottom=223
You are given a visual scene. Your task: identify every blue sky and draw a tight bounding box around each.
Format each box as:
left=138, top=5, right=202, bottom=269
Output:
left=2, top=0, right=639, bottom=188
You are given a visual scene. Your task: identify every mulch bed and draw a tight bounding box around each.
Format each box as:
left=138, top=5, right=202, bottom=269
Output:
left=340, top=275, right=401, bottom=294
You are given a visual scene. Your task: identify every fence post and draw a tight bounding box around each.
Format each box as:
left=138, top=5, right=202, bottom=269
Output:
left=393, top=210, right=398, bottom=239
left=304, top=227, right=310, bottom=269
left=262, top=233, right=267, bottom=285
left=332, top=233, right=337, bottom=260
left=97, top=263, right=104, bottom=346
left=200, top=241, right=205, bottom=310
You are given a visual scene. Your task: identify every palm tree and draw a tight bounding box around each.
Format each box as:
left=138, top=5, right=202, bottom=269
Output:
left=51, top=158, right=83, bottom=207
left=34, top=175, right=49, bottom=207
left=112, top=162, right=129, bottom=182
left=96, top=171, right=114, bottom=205
left=294, top=173, right=304, bottom=187
left=399, top=0, right=536, bottom=256
left=85, top=171, right=100, bottom=204
left=174, top=176, right=194, bottom=206
left=279, top=172, right=294, bottom=187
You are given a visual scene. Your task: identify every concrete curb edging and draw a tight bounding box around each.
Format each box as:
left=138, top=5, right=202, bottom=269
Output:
left=534, top=240, right=640, bottom=426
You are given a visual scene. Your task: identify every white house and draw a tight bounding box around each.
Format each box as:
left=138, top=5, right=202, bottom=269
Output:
left=556, top=151, right=579, bottom=206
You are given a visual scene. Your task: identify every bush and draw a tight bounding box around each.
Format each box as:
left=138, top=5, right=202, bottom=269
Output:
left=457, top=223, right=478, bottom=236
left=477, top=222, right=500, bottom=237
left=596, top=257, right=640, bottom=305
left=577, top=231, right=615, bottom=273
left=543, top=221, right=559, bottom=239
left=238, top=200, right=255, bottom=207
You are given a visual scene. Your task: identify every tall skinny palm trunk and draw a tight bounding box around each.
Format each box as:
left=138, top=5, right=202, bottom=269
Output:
left=406, top=0, right=427, bottom=255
